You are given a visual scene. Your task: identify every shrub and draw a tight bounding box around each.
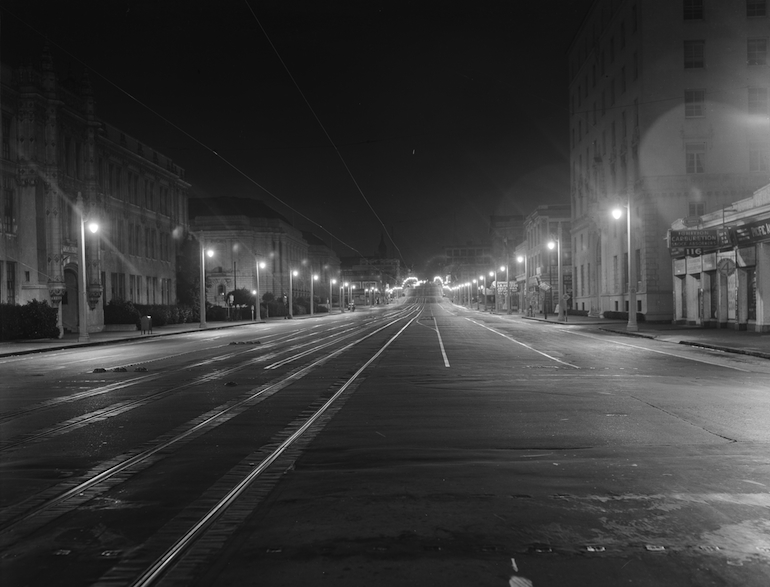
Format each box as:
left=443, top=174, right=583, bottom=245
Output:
left=0, top=300, right=59, bottom=341
left=602, top=310, right=645, bottom=322
left=104, top=299, right=141, bottom=325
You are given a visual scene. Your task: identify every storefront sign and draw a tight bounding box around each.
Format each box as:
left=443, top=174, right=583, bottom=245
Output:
left=733, top=219, right=770, bottom=246
left=669, top=228, right=731, bottom=249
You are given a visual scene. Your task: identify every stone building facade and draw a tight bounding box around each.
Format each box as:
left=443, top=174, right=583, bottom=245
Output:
left=1, top=49, right=189, bottom=334
left=568, top=0, right=770, bottom=320
left=189, top=198, right=340, bottom=308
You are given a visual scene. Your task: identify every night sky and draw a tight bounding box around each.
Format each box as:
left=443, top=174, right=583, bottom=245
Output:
left=2, top=0, right=593, bottom=272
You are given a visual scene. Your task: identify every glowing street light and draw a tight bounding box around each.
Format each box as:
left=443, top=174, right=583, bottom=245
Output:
left=331, top=278, right=338, bottom=312
left=547, top=224, right=565, bottom=322
left=254, top=260, right=266, bottom=321
left=612, top=204, right=638, bottom=331
left=289, top=269, right=298, bottom=318
left=517, top=254, right=528, bottom=315
left=76, top=192, right=99, bottom=342
left=311, top=273, right=318, bottom=316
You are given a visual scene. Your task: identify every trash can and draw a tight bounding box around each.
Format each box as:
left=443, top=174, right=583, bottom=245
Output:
left=140, top=315, right=152, bottom=334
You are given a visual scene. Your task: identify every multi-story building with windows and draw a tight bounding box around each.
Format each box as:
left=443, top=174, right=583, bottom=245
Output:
left=189, top=197, right=328, bottom=307
left=568, top=0, right=770, bottom=320
left=1, top=49, right=189, bottom=334
left=516, top=205, right=572, bottom=315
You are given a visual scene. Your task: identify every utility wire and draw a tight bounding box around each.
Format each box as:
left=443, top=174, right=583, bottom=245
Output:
left=243, top=0, right=408, bottom=267
left=2, top=6, right=368, bottom=259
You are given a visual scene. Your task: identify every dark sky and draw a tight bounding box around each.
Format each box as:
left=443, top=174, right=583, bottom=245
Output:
left=2, top=0, right=592, bottom=271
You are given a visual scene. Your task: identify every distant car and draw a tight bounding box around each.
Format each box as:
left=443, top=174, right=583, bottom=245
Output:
left=348, top=302, right=356, bottom=311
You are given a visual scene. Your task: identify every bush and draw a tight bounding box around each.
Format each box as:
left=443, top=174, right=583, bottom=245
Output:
left=104, top=299, right=141, bottom=325
left=0, top=300, right=59, bottom=341
left=602, top=310, right=646, bottom=322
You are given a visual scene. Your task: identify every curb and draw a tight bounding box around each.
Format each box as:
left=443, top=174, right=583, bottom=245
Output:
left=0, top=321, right=259, bottom=358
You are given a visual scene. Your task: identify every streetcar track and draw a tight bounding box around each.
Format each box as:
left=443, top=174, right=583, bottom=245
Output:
left=0, top=307, right=420, bottom=546
left=120, top=309, right=422, bottom=587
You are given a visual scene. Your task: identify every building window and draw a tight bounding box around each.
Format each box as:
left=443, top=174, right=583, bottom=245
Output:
left=748, top=38, right=768, bottom=65
left=749, top=87, right=768, bottom=114
left=747, top=0, right=767, bottom=17
left=2, top=186, right=15, bottom=234
left=688, top=201, right=705, bottom=216
left=686, top=143, right=705, bottom=173
left=749, top=143, right=770, bottom=171
left=2, top=114, right=10, bottom=161
left=685, top=89, right=706, bottom=117
left=5, top=261, right=16, bottom=304
left=684, top=40, right=705, bottom=68
left=684, top=0, right=704, bottom=20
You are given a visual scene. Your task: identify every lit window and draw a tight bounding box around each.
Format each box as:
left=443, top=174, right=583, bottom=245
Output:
left=684, top=40, right=705, bottom=68
left=688, top=202, right=705, bottom=217
left=685, top=89, right=706, bottom=117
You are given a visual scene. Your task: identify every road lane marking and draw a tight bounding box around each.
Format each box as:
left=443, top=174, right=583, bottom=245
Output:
left=559, top=329, right=753, bottom=372
left=467, top=318, right=580, bottom=369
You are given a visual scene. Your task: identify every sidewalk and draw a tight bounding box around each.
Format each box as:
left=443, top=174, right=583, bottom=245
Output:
left=0, top=308, right=341, bottom=358
left=471, top=307, right=770, bottom=361
left=2, top=307, right=769, bottom=361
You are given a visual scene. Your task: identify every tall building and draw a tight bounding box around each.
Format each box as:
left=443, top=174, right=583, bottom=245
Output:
left=1, top=49, right=189, bottom=334
left=568, top=0, right=770, bottom=320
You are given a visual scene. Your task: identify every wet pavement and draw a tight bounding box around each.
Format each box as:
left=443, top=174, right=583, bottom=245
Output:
left=1, top=306, right=769, bottom=361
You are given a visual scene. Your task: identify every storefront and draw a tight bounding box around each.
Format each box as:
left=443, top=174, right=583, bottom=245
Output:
left=670, top=183, right=770, bottom=332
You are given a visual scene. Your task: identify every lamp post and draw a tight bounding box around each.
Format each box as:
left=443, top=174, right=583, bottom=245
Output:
left=343, top=282, right=348, bottom=311
left=612, top=203, right=638, bottom=331
left=311, top=273, right=318, bottom=316
left=517, top=254, right=528, bottom=315
left=491, top=270, right=497, bottom=312
left=479, top=274, right=486, bottom=312
left=350, top=283, right=356, bottom=309
left=254, top=260, right=265, bottom=321
left=199, top=243, right=214, bottom=328
left=501, top=265, right=509, bottom=314
left=547, top=223, right=565, bottom=322
left=76, top=193, right=99, bottom=342
left=473, top=279, right=478, bottom=310
left=289, top=270, right=298, bottom=318
left=331, top=278, right=337, bottom=312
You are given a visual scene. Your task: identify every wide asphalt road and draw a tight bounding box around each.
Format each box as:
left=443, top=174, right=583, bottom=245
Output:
left=1, top=285, right=769, bottom=587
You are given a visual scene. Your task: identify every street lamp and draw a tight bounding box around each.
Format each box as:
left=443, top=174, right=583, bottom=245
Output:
left=612, top=204, right=638, bottom=332
left=473, top=279, right=478, bottom=310
left=254, top=260, right=265, bottom=321
left=501, top=265, right=509, bottom=314
left=311, top=273, right=318, bottom=316
left=547, top=224, right=565, bottom=322
left=331, top=278, right=337, bottom=312
left=289, top=269, right=298, bottom=318
left=517, top=254, right=528, bottom=315
left=343, top=282, right=349, bottom=311
left=76, top=193, right=99, bottom=342
left=479, top=274, right=486, bottom=312
left=199, top=245, right=214, bottom=328
left=490, top=270, right=497, bottom=312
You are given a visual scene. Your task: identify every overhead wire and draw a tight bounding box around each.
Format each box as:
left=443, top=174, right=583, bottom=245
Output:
left=1, top=6, right=370, bottom=259
left=242, top=0, right=408, bottom=267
